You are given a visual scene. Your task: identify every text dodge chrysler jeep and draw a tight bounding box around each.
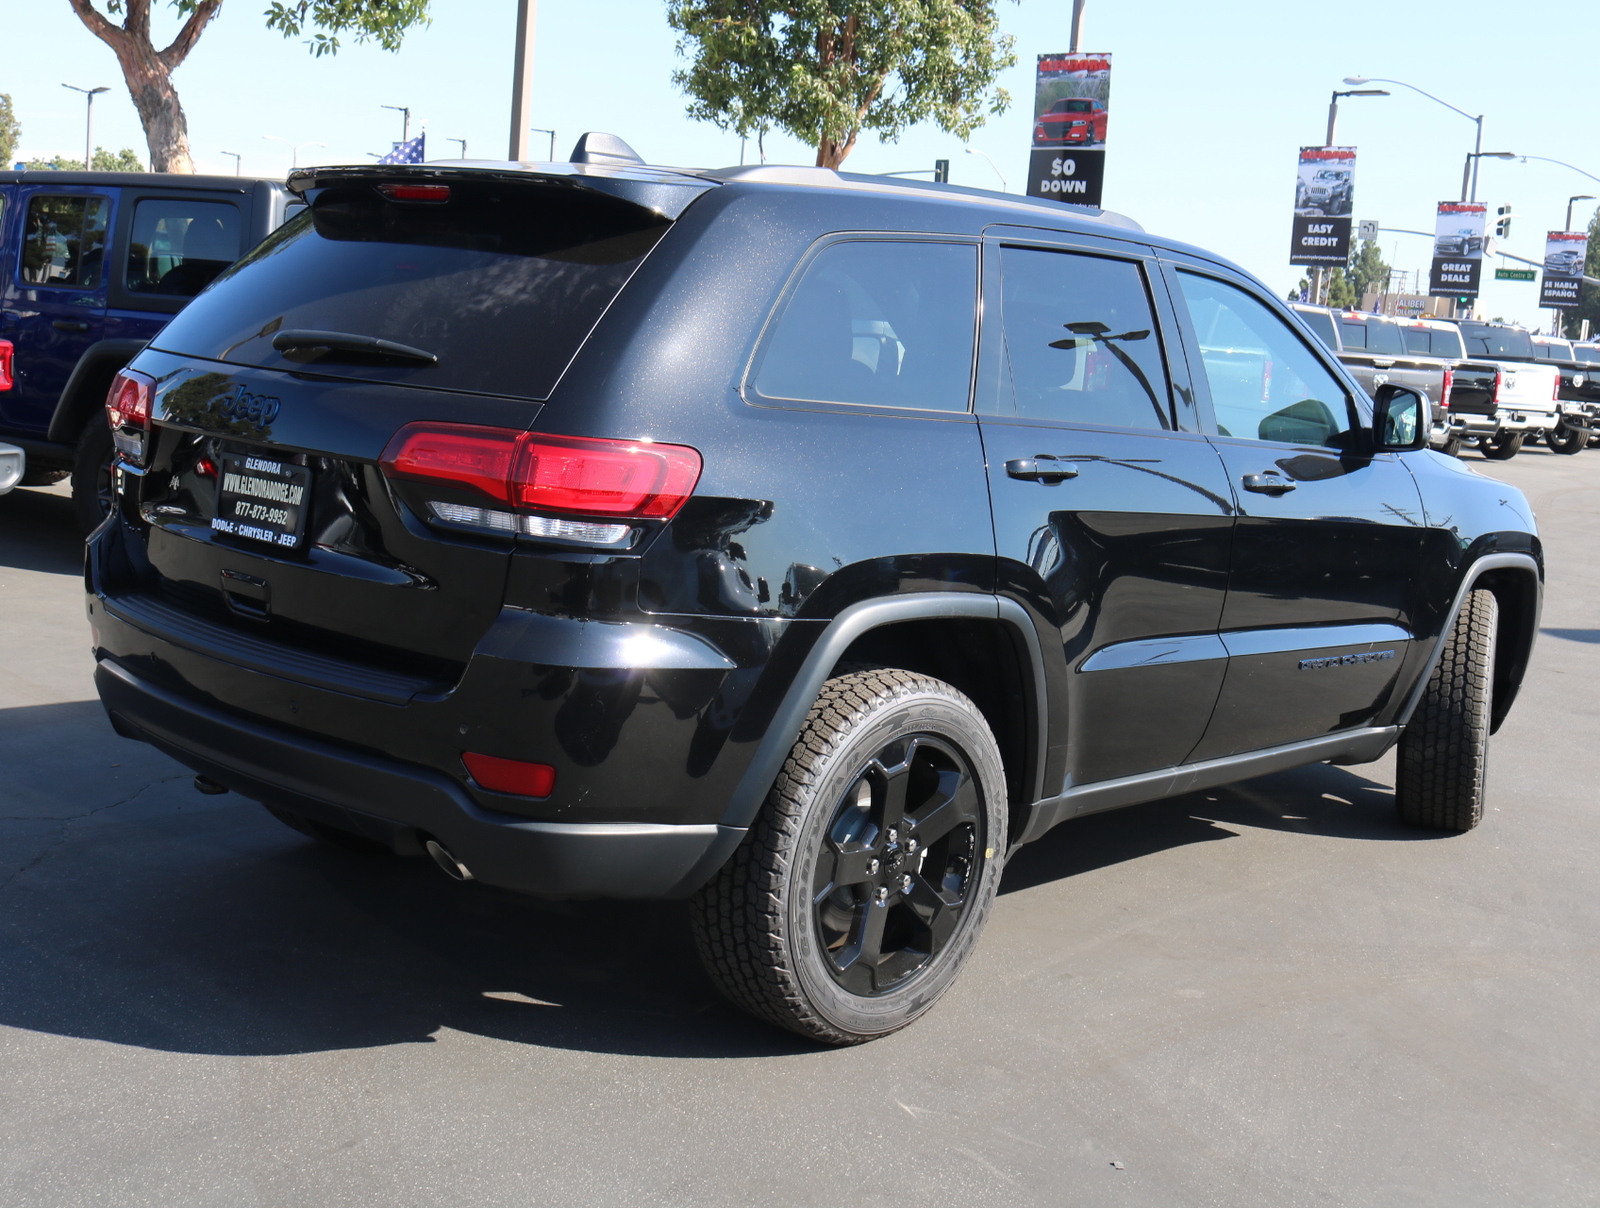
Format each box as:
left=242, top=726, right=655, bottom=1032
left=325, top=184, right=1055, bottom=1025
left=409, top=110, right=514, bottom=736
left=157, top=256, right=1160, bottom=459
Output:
left=88, top=136, right=1543, bottom=1045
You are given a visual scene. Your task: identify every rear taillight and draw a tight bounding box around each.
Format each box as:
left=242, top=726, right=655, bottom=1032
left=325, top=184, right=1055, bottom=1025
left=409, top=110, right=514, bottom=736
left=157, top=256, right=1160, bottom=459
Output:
left=105, top=368, right=156, bottom=466
left=380, top=422, right=702, bottom=547
left=377, top=183, right=451, bottom=203
left=0, top=340, right=13, bottom=391
left=1492, top=368, right=1504, bottom=401
left=1440, top=366, right=1454, bottom=410
left=1554, top=373, right=1562, bottom=400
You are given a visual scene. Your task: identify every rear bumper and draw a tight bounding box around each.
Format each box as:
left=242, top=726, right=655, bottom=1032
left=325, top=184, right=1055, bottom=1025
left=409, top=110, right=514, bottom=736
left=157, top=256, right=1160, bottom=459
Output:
left=96, top=657, right=744, bottom=899
left=0, top=442, right=22, bottom=494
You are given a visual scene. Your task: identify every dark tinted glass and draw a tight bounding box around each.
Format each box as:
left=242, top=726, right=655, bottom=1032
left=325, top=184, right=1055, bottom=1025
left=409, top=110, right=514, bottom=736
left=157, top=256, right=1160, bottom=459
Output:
left=1400, top=327, right=1429, bottom=354
left=1574, top=345, right=1600, bottom=365
left=1428, top=327, right=1465, bottom=359
left=754, top=241, right=977, bottom=411
left=1364, top=318, right=1404, bottom=354
left=1177, top=271, right=1356, bottom=447
left=1339, top=320, right=1368, bottom=349
left=21, top=194, right=110, bottom=288
left=1458, top=323, right=1535, bottom=359
left=150, top=179, right=670, bottom=400
left=1296, top=308, right=1338, bottom=349
left=1532, top=338, right=1574, bottom=362
left=126, top=199, right=242, bottom=296
left=998, top=246, right=1170, bottom=429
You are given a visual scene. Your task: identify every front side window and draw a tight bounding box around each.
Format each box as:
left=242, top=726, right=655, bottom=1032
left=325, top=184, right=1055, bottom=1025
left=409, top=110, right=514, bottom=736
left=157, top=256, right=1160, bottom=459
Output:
left=21, top=194, right=110, bottom=288
left=753, top=240, right=977, bottom=412
left=126, top=199, right=242, bottom=296
left=1176, top=271, right=1357, bottom=447
left=998, top=246, right=1171, bottom=429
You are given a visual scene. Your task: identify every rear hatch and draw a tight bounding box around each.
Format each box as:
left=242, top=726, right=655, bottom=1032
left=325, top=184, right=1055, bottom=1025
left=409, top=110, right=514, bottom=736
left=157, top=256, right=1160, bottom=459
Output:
left=108, top=165, right=711, bottom=696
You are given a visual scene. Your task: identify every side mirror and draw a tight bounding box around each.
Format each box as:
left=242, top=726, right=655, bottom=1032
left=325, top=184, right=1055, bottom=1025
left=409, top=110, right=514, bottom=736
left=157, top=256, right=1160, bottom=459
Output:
left=1372, top=384, right=1428, bottom=451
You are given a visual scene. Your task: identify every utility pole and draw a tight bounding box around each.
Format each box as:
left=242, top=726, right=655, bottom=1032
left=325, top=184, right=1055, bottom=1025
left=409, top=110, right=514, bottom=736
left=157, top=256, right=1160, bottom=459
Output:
left=1069, top=0, right=1086, bottom=52
left=448, top=138, right=467, bottom=159
left=509, top=0, right=539, bottom=160
left=381, top=105, right=411, bottom=144
left=220, top=150, right=240, bottom=175
left=62, top=84, right=109, bottom=171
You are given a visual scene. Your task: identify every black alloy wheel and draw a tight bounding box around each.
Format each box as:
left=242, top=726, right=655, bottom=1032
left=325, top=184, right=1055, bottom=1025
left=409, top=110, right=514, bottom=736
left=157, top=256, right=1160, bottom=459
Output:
left=691, top=668, right=1006, bottom=1045
left=1545, top=420, right=1587, bottom=455
left=811, top=735, right=983, bottom=998
left=70, top=421, right=116, bottom=533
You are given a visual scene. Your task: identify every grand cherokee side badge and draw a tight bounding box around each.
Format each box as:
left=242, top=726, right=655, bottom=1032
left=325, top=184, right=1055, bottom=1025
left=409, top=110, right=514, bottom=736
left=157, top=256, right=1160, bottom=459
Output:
left=1299, top=650, right=1396, bottom=670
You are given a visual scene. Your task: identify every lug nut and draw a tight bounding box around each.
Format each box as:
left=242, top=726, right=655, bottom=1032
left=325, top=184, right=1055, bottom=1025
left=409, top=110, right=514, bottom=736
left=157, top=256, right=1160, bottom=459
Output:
left=887, top=828, right=899, bottom=845
left=901, top=874, right=913, bottom=893
left=866, top=858, right=880, bottom=875
left=906, top=838, right=919, bottom=854
left=874, top=887, right=888, bottom=905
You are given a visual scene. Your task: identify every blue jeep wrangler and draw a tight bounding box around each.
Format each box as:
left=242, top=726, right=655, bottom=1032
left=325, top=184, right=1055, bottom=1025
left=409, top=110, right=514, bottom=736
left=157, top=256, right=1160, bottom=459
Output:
left=0, top=170, right=296, bottom=528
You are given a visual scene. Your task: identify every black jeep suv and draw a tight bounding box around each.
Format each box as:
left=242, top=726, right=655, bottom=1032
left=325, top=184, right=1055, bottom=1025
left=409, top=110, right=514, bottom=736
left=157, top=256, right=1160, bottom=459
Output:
left=87, top=138, right=1542, bottom=1045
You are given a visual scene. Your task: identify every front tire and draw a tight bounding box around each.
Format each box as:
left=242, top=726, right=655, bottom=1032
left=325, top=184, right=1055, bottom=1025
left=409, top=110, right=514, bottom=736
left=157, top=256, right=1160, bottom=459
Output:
left=691, top=669, right=1007, bottom=1045
left=1545, top=420, right=1587, bottom=454
left=70, top=421, right=116, bottom=533
left=1394, top=589, right=1497, bottom=831
left=1478, top=431, right=1524, bottom=460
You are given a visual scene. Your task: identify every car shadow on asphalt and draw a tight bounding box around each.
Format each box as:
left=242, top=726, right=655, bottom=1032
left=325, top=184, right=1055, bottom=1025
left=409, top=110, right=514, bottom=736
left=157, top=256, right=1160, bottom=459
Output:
left=0, top=485, right=83, bottom=577
left=1541, top=627, right=1600, bottom=644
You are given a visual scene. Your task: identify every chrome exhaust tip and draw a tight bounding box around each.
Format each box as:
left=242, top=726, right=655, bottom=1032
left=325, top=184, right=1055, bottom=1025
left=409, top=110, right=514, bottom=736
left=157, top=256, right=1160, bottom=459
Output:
left=425, top=839, right=474, bottom=881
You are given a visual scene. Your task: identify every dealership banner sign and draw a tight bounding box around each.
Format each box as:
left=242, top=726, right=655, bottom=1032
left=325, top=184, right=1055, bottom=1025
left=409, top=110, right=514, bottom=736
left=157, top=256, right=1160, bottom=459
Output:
left=1288, top=147, right=1355, bottom=266
left=1429, top=202, right=1487, bottom=299
left=1025, top=53, right=1110, bottom=208
left=1540, top=230, right=1587, bottom=308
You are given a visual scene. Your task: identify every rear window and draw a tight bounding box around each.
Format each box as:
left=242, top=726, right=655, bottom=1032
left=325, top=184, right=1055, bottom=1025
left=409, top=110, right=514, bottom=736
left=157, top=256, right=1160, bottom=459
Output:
left=149, top=178, right=671, bottom=400
left=1532, top=338, right=1575, bottom=362
left=1339, top=317, right=1402, bottom=354
left=1401, top=326, right=1466, bottom=359
left=1574, top=345, right=1600, bottom=365
left=1458, top=323, right=1534, bottom=359
left=1295, top=308, right=1338, bottom=349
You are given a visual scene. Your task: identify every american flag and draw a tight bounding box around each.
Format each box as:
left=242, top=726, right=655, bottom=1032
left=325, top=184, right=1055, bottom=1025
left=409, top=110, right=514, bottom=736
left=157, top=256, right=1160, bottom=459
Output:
left=379, top=133, right=426, bottom=165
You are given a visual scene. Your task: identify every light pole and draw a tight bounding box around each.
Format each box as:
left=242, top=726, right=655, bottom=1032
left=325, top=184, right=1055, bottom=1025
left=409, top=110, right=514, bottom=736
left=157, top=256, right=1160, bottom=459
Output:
left=381, top=105, right=411, bottom=144
left=1344, top=76, right=1484, bottom=201
left=263, top=136, right=327, bottom=169
left=61, top=84, right=109, bottom=171
left=220, top=151, right=241, bottom=175
left=1462, top=151, right=1516, bottom=207
left=1068, top=0, right=1086, bottom=52
left=509, top=0, right=539, bottom=160
left=1325, top=87, right=1388, bottom=145
left=447, top=137, right=467, bottom=159
left=530, top=128, right=556, bottom=160
left=1567, top=195, right=1596, bottom=233
left=964, top=147, right=1007, bottom=192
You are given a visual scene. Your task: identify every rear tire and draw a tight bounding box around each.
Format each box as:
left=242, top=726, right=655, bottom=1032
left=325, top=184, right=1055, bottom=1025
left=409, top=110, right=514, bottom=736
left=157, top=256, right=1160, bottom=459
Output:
left=70, top=421, right=116, bottom=533
left=1478, top=431, right=1523, bottom=460
left=1545, top=420, right=1587, bottom=454
left=1394, top=588, right=1497, bottom=832
left=691, top=668, right=1007, bottom=1045
left=1438, top=434, right=1464, bottom=458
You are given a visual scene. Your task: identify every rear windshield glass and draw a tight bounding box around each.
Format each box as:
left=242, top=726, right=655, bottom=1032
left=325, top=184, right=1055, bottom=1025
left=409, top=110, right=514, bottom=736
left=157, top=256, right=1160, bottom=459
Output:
left=1402, top=326, right=1466, bottom=359
left=1532, top=338, right=1575, bottom=361
left=1339, top=317, right=1402, bottom=354
left=1458, top=323, right=1534, bottom=359
left=1573, top=345, right=1600, bottom=365
left=149, top=178, right=671, bottom=400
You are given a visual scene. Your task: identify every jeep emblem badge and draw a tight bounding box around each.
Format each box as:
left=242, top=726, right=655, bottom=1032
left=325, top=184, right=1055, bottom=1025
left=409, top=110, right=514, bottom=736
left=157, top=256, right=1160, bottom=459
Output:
left=210, top=383, right=282, bottom=427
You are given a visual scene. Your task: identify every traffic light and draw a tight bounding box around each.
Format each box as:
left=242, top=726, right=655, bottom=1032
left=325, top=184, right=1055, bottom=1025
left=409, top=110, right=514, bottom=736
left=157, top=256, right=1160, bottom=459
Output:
left=934, top=159, right=950, bottom=184
left=1496, top=206, right=1513, bottom=238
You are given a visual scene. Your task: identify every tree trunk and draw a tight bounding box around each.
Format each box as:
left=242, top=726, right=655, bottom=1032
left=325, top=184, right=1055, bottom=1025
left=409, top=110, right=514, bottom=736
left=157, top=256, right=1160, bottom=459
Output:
left=814, top=133, right=858, bottom=170
left=65, top=0, right=220, bottom=174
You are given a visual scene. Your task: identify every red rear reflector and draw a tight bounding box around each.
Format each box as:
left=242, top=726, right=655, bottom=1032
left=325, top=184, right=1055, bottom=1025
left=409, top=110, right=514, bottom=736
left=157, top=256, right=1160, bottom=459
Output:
left=381, top=423, right=702, bottom=521
left=462, top=752, right=556, bottom=798
left=0, top=340, right=13, bottom=391
left=106, top=368, right=155, bottom=430
left=1440, top=366, right=1454, bottom=409
left=378, top=183, right=451, bottom=202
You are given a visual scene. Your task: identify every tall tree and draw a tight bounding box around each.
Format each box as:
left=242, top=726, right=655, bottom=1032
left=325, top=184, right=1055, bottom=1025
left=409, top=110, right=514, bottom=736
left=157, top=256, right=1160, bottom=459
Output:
left=0, top=94, right=19, bottom=168
left=27, top=147, right=146, bottom=171
left=64, top=1, right=431, bottom=173
left=1346, top=238, right=1391, bottom=303
left=666, top=0, right=1016, bottom=170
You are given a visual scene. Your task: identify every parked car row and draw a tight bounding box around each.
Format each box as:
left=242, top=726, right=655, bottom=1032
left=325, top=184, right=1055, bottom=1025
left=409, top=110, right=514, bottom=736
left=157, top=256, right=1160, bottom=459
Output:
left=1290, top=303, right=1596, bottom=459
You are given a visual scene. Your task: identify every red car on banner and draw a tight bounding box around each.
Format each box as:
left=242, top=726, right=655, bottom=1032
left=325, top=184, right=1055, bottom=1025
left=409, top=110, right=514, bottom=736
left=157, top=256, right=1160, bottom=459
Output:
left=1033, top=98, right=1107, bottom=146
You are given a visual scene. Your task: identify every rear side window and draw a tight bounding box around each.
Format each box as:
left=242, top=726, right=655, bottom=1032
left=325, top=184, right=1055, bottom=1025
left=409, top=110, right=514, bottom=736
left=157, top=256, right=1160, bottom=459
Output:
left=126, top=198, right=242, bottom=296
left=1403, top=326, right=1465, bottom=358
left=1364, top=319, right=1404, bottom=354
left=21, top=194, right=110, bottom=288
left=997, top=245, right=1171, bottom=429
left=752, top=240, right=977, bottom=412
left=1296, top=308, right=1338, bottom=349
left=1338, top=320, right=1368, bottom=349
left=150, top=179, right=671, bottom=400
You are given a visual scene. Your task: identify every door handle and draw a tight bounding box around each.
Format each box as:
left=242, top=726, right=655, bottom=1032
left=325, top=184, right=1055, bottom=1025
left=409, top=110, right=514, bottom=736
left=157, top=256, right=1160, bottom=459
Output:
left=1006, top=457, right=1079, bottom=483
left=1242, top=472, right=1297, bottom=495
left=1371, top=358, right=1395, bottom=368
left=52, top=319, right=90, bottom=333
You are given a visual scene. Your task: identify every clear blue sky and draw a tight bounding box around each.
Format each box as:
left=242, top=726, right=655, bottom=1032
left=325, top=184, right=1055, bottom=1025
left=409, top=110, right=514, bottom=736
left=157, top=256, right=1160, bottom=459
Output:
left=5, top=0, right=1597, bottom=326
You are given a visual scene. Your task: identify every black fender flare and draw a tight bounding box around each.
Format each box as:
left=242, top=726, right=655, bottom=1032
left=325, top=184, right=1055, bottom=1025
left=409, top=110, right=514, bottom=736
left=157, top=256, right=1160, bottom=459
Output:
left=1393, top=551, right=1542, bottom=734
left=716, top=592, right=1049, bottom=833
left=46, top=339, right=149, bottom=445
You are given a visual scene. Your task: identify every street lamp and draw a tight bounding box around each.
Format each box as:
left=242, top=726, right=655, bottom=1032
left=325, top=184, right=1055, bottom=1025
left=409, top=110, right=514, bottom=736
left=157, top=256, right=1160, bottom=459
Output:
left=381, top=105, right=411, bottom=144
left=220, top=150, right=241, bottom=176
left=1567, top=195, right=1596, bottom=234
left=529, top=128, right=556, bottom=161
left=1463, top=151, right=1516, bottom=206
left=1344, top=76, right=1485, bottom=201
left=1325, top=88, right=1388, bottom=145
left=61, top=84, right=109, bottom=171
left=964, top=147, right=1007, bottom=192
left=446, top=138, right=468, bottom=159
left=262, top=135, right=327, bottom=169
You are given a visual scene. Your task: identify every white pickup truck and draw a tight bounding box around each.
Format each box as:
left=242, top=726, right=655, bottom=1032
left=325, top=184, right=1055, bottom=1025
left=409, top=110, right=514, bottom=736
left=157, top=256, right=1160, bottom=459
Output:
left=1446, top=321, right=1564, bottom=459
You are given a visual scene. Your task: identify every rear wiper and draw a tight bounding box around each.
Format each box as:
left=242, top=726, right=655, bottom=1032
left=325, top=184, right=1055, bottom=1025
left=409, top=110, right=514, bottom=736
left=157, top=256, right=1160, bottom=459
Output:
left=271, top=329, right=438, bottom=366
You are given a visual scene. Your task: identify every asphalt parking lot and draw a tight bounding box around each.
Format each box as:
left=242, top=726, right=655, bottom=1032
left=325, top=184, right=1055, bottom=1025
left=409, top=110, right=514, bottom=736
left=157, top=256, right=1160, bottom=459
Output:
left=3, top=449, right=1597, bottom=1208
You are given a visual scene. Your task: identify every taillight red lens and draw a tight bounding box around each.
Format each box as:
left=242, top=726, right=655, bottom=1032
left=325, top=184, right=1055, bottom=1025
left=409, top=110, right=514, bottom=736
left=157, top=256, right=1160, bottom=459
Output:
left=378, top=183, right=451, bottom=202
left=106, top=368, right=155, bottom=430
left=1440, top=366, right=1454, bottom=409
left=0, top=340, right=14, bottom=391
left=462, top=752, right=556, bottom=798
left=1554, top=373, right=1562, bottom=400
left=380, top=422, right=702, bottom=521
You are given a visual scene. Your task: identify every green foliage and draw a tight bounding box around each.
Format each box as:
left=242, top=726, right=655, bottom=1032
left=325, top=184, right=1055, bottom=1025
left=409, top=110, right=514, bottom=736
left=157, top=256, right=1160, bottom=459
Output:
left=1346, top=239, right=1391, bottom=301
left=1324, top=266, right=1358, bottom=309
left=0, top=94, right=19, bottom=167
left=24, top=147, right=145, bottom=171
left=666, top=0, right=1016, bottom=167
left=264, top=0, right=432, bottom=56
left=1561, top=206, right=1600, bottom=340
